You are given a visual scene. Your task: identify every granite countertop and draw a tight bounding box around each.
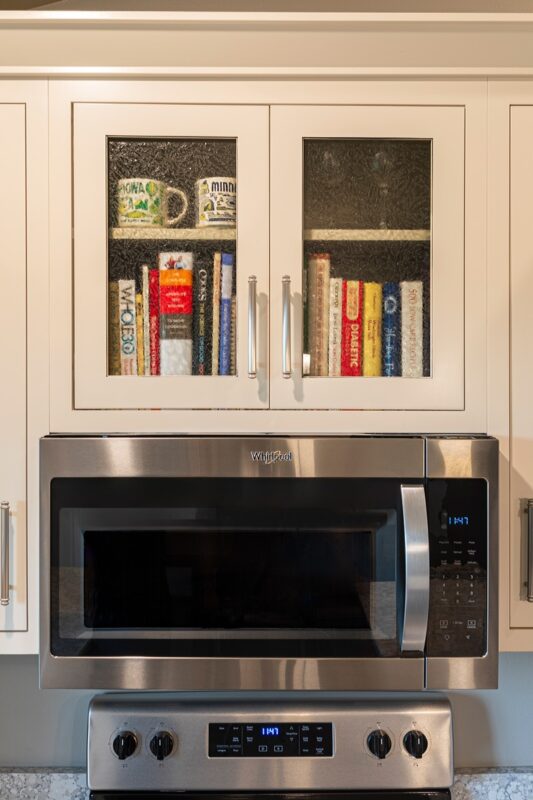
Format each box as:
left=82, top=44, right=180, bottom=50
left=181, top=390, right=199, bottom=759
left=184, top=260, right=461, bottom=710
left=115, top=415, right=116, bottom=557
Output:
left=1, top=769, right=533, bottom=799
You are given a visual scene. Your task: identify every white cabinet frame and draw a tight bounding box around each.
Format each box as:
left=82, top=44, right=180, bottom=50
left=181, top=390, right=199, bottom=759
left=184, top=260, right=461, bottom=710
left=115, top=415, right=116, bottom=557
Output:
left=490, top=82, right=533, bottom=651
left=0, top=81, right=47, bottom=654
left=50, top=80, right=486, bottom=434
left=73, top=102, right=269, bottom=411
left=270, top=104, right=465, bottom=411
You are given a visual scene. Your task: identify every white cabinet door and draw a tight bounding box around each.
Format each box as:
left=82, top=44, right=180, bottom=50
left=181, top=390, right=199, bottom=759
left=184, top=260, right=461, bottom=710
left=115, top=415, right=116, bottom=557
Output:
left=71, top=103, right=269, bottom=410
left=270, top=104, right=466, bottom=411
left=0, top=104, right=27, bottom=632
left=509, top=104, right=533, bottom=629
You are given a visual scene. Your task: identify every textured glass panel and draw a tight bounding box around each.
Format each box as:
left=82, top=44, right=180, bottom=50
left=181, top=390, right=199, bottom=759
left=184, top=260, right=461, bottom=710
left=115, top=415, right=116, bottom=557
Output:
left=303, top=139, right=431, bottom=379
left=107, top=137, right=237, bottom=377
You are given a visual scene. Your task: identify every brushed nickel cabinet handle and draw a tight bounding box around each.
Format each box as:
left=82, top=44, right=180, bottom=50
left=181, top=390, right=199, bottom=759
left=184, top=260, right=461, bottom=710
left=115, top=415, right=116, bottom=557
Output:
left=248, top=276, right=257, bottom=379
left=527, top=500, right=533, bottom=602
left=282, top=275, right=291, bottom=379
left=1, top=501, right=9, bottom=607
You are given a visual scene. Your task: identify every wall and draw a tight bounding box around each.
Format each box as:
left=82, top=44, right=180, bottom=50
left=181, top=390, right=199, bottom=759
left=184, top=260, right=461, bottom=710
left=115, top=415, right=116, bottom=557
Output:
left=0, top=653, right=530, bottom=769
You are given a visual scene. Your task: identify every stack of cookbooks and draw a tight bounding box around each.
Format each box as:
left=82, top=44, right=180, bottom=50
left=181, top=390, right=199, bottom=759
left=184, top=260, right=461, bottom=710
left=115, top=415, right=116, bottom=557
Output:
left=108, top=251, right=236, bottom=376
left=304, top=253, right=424, bottom=378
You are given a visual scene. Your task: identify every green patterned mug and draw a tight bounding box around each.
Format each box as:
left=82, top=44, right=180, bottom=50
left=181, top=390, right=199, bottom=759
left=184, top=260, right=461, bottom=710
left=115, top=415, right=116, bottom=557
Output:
left=117, top=178, right=188, bottom=228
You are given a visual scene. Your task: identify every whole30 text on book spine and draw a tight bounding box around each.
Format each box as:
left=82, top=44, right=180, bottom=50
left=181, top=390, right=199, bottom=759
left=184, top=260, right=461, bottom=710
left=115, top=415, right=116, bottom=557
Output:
left=149, top=269, right=160, bottom=375
left=308, top=253, right=330, bottom=376
left=363, top=282, right=382, bottom=376
left=211, top=252, right=222, bottom=375
left=159, top=252, right=193, bottom=375
left=118, top=279, right=137, bottom=375
left=341, top=279, right=363, bottom=376
left=108, top=282, right=120, bottom=376
left=382, top=281, right=401, bottom=376
left=328, top=277, right=342, bottom=377
left=401, top=280, right=423, bottom=377
left=193, top=262, right=213, bottom=375
left=219, top=252, right=234, bottom=376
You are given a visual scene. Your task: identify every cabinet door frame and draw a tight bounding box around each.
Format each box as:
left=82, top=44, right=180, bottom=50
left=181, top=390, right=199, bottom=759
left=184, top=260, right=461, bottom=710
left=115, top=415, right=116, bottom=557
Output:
left=490, top=81, right=533, bottom=651
left=50, top=79, right=486, bottom=434
left=270, top=104, right=465, bottom=411
left=0, top=80, right=48, bottom=653
left=70, top=101, right=269, bottom=411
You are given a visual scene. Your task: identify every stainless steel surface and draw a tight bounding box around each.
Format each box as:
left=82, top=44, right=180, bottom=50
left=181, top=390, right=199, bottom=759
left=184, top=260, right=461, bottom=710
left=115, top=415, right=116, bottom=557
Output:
left=248, top=275, right=257, bottom=379
left=40, top=434, right=496, bottom=691
left=527, top=500, right=533, bottom=602
left=400, top=485, right=429, bottom=653
left=39, top=436, right=425, bottom=480
left=282, top=274, right=291, bottom=378
left=0, top=501, right=9, bottom=607
left=425, top=436, right=498, bottom=690
left=87, top=695, right=453, bottom=792
left=40, top=436, right=425, bottom=688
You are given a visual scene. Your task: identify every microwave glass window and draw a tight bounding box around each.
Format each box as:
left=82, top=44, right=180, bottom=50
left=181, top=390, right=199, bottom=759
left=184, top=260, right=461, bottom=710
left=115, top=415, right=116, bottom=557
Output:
left=302, top=139, right=431, bottom=378
left=50, top=478, right=404, bottom=659
left=108, top=138, right=237, bottom=378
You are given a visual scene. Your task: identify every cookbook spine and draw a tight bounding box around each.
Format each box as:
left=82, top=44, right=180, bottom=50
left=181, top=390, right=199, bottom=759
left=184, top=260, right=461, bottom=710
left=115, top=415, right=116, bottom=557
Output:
left=401, top=280, right=423, bottom=378
left=142, top=264, right=151, bottom=376
left=135, top=292, right=144, bottom=376
left=382, top=281, right=401, bottom=377
left=211, top=252, right=221, bottom=375
left=363, top=282, right=382, bottom=377
left=328, top=277, right=343, bottom=377
left=193, top=262, right=213, bottom=375
left=118, top=279, right=137, bottom=375
left=341, top=279, right=363, bottom=376
left=149, top=269, right=160, bottom=375
left=159, top=253, right=193, bottom=375
left=219, top=253, right=234, bottom=376
left=108, top=281, right=121, bottom=376
left=308, top=253, right=330, bottom=376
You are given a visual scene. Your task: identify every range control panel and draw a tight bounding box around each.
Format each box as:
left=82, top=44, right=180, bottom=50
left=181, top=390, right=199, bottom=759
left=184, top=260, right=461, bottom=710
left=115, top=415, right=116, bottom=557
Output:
left=426, top=479, right=488, bottom=658
left=208, top=722, right=333, bottom=758
left=87, top=695, right=453, bottom=793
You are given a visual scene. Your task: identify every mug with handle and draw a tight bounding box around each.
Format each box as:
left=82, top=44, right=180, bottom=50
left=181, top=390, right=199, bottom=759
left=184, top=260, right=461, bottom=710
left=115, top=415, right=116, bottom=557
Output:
left=117, top=178, right=188, bottom=228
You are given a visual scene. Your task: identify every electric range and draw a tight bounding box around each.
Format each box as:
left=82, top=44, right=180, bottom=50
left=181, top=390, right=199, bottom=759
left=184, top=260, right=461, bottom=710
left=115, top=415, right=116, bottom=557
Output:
left=87, top=694, right=453, bottom=800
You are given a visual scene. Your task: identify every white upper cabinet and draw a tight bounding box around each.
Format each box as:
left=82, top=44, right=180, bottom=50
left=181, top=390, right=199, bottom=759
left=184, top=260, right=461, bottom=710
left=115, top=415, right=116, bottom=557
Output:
left=72, top=102, right=269, bottom=411
left=0, top=102, right=27, bottom=635
left=49, top=80, right=486, bottom=434
left=270, top=105, right=465, bottom=411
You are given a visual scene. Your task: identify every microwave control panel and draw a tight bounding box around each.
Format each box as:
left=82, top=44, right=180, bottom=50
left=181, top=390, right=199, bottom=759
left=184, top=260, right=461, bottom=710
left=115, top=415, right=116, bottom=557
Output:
left=208, top=723, right=334, bottom=758
left=426, top=479, right=488, bottom=658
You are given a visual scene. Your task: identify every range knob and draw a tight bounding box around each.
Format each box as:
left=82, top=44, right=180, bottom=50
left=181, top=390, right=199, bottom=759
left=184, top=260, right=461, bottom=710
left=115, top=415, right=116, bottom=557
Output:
left=112, top=731, right=138, bottom=760
left=403, top=730, right=428, bottom=759
left=367, top=730, right=392, bottom=760
left=149, top=731, right=175, bottom=761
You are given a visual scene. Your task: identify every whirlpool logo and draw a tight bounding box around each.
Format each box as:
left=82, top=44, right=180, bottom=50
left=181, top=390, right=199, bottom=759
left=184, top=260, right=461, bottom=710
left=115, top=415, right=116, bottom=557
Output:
left=250, top=450, right=293, bottom=465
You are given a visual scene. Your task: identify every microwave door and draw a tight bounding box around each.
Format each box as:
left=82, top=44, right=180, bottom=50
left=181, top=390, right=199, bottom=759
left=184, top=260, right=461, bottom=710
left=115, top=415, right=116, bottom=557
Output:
left=400, top=485, right=430, bottom=654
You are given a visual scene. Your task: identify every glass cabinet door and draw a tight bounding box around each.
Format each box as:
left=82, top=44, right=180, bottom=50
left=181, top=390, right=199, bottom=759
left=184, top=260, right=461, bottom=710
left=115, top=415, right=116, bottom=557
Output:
left=73, top=104, right=269, bottom=410
left=270, top=105, right=465, bottom=411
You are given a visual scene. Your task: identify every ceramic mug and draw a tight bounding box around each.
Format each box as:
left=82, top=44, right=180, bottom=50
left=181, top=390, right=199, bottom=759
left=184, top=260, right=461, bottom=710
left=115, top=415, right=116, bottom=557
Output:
left=117, top=178, right=188, bottom=228
left=195, top=176, right=236, bottom=228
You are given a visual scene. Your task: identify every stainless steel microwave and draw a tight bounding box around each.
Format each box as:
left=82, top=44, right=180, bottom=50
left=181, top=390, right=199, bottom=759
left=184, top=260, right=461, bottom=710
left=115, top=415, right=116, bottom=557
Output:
left=40, top=435, right=498, bottom=691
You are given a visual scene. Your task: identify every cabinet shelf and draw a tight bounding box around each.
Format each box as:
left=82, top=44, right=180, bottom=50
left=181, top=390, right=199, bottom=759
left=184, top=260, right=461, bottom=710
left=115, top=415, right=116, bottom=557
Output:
left=110, top=227, right=237, bottom=241
left=304, top=228, right=431, bottom=242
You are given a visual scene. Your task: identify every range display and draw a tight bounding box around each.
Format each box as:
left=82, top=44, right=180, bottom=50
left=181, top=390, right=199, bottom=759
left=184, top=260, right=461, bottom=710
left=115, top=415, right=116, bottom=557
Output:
left=209, top=723, right=333, bottom=758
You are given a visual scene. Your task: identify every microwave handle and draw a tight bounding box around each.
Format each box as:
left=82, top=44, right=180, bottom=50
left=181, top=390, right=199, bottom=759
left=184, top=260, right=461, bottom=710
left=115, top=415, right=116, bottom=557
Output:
left=400, top=485, right=430, bottom=653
